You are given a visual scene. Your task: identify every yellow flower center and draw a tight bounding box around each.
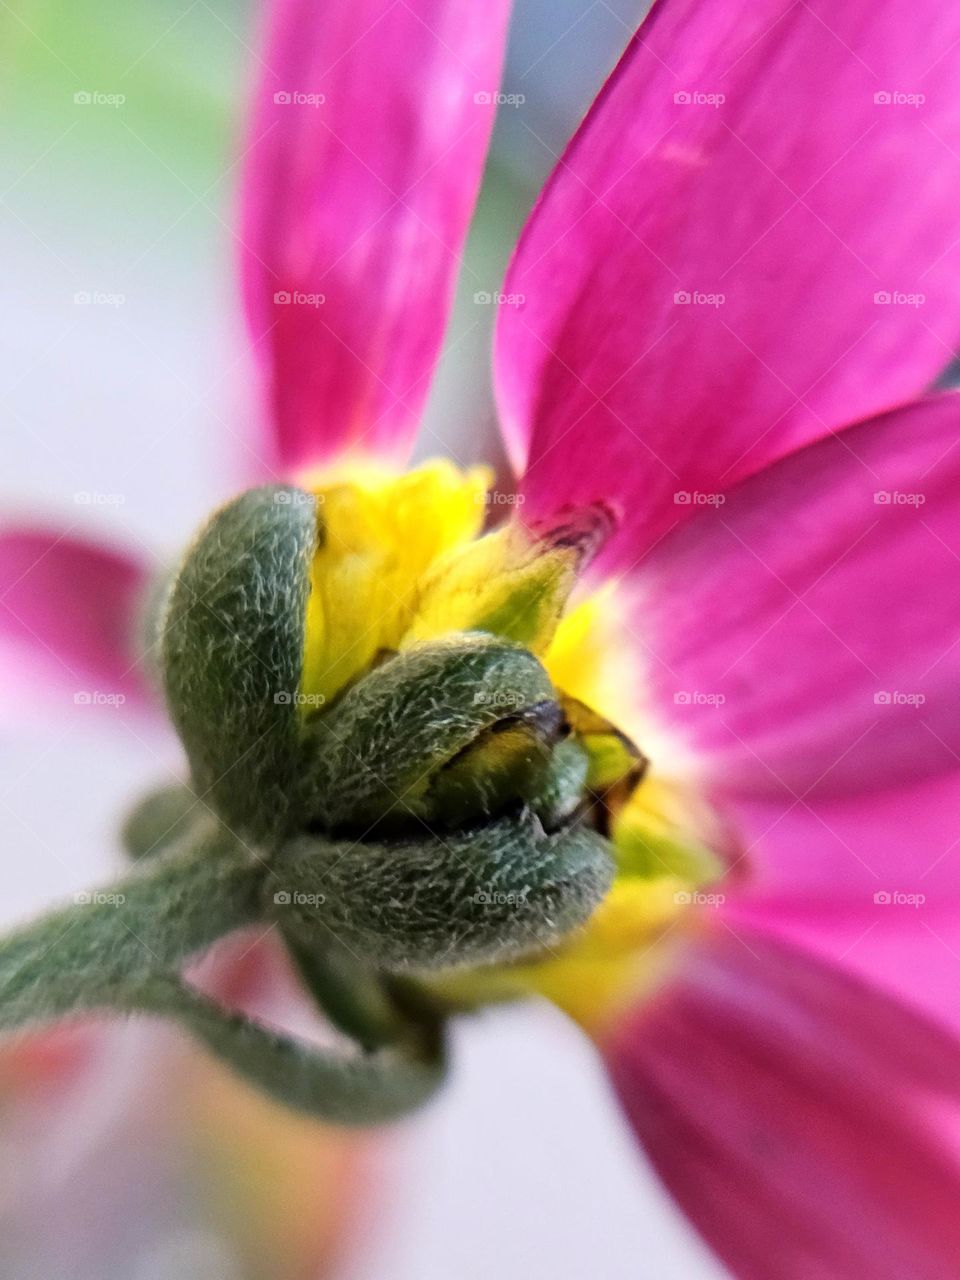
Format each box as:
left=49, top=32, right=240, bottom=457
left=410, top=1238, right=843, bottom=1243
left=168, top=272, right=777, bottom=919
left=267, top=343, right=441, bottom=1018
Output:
left=297, top=459, right=725, bottom=1038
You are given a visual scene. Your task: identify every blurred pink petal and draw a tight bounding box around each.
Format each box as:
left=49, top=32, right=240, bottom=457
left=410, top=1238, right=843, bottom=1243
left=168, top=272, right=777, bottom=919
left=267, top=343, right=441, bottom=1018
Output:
left=607, top=928, right=960, bottom=1280
left=0, top=528, right=152, bottom=713
left=731, top=903, right=960, bottom=1048
left=242, top=0, right=511, bottom=473
left=725, top=771, right=960, bottom=906
left=0, top=1023, right=100, bottom=1102
left=497, top=0, right=960, bottom=571
left=718, top=771, right=960, bottom=1038
left=625, top=395, right=960, bottom=798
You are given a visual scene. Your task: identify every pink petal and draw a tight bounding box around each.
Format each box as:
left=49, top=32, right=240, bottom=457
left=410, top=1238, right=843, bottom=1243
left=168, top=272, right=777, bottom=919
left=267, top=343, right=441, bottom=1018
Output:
left=607, top=928, right=960, bottom=1280
left=497, top=0, right=960, bottom=570
left=242, top=0, right=511, bottom=473
left=0, top=528, right=152, bottom=710
left=728, top=898, right=960, bottom=1049
left=724, top=771, right=960, bottom=906
left=627, top=395, right=960, bottom=798
left=717, top=771, right=960, bottom=1040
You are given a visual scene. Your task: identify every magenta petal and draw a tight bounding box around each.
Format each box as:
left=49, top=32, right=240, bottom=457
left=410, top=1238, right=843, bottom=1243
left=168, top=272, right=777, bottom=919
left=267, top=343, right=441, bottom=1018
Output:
left=242, top=0, right=511, bottom=473
left=498, top=0, right=960, bottom=569
left=729, top=901, right=960, bottom=1047
left=627, top=395, right=960, bottom=797
left=0, top=528, right=151, bottom=709
left=725, top=771, right=960, bottom=906
left=718, top=770, right=960, bottom=1039
left=607, top=929, right=960, bottom=1280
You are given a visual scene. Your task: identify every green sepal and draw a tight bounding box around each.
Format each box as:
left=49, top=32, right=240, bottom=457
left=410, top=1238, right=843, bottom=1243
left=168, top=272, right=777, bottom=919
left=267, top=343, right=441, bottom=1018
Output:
left=528, top=736, right=591, bottom=829
left=424, top=701, right=563, bottom=828
left=121, top=782, right=204, bottom=861
left=160, top=485, right=319, bottom=841
left=267, top=814, right=615, bottom=972
left=280, top=928, right=411, bottom=1050
left=562, top=696, right=647, bottom=794
left=303, top=633, right=560, bottom=833
left=408, top=505, right=614, bottom=655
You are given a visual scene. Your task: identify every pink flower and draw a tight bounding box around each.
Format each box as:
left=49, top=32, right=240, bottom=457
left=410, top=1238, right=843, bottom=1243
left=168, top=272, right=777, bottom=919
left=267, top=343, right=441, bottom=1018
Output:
left=5, top=1, right=960, bottom=1277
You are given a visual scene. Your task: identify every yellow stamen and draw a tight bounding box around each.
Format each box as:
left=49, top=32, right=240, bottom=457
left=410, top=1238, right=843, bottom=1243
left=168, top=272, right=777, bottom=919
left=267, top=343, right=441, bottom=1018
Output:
left=300, top=459, right=490, bottom=704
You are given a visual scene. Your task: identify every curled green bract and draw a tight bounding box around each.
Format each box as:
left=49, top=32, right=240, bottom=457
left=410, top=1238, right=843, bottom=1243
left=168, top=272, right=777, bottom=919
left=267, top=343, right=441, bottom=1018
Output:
left=0, top=484, right=619, bottom=1123
left=270, top=815, right=613, bottom=972
left=161, top=485, right=319, bottom=841
left=302, top=632, right=563, bottom=832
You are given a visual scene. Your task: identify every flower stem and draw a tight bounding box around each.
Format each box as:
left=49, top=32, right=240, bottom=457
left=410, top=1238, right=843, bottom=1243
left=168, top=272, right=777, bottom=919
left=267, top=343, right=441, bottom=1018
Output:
left=0, top=824, right=446, bottom=1123
left=0, top=823, right=264, bottom=1034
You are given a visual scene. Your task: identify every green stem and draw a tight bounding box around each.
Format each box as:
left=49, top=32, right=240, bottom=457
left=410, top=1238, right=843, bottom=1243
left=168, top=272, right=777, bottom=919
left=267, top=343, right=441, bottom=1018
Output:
left=139, top=977, right=445, bottom=1125
left=0, top=824, right=264, bottom=1034
left=281, top=927, right=411, bottom=1050
left=0, top=825, right=446, bottom=1123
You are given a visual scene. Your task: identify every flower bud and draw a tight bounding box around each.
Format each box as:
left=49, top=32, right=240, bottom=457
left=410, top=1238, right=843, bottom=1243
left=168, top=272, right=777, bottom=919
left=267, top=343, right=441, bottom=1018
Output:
left=159, top=483, right=621, bottom=977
